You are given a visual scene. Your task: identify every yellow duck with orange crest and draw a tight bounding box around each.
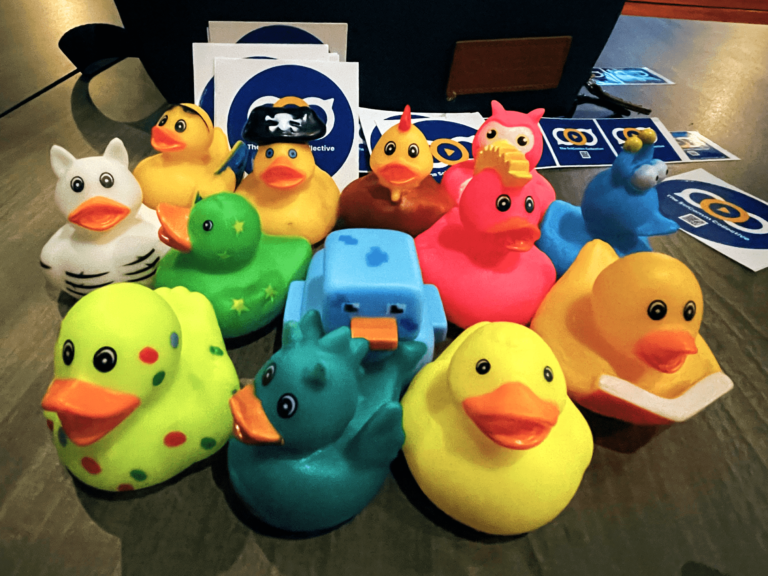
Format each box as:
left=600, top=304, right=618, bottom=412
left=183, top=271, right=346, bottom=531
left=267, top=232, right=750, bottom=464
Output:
left=133, top=104, right=237, bottom=208
left=531, top=240, right=733, bottom=425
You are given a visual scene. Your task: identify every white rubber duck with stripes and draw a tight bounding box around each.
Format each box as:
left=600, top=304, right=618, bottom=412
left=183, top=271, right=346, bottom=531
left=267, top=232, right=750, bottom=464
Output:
left=40, top=138, right=169, bottom=299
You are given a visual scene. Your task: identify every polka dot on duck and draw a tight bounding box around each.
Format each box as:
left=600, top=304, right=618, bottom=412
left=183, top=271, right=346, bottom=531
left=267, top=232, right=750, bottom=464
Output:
left=170, top=332, right=179, bottom=348
left=46, top=419, right=54, bottom=432
left=58, top=428, right=68, bottom=447
left=118, top=484, right=134, bottom=492
left=130, top=469, right=147, bottom=481
left=139, top=347, right=159, bottom=364
left=200, top=437, right=216, bottom=450
left=164, top=432, right=187, bottom=447
left=81, top=457, right=101, bottom=475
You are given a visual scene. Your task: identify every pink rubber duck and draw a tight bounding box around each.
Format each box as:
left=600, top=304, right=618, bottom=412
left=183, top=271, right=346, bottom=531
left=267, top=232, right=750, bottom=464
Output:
left=441, top=101, right=554, bottom=212
left=416, top=141, right=556, bottom=328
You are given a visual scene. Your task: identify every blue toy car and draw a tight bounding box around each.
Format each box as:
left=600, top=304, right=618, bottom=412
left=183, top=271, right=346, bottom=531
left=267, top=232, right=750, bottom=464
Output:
left=284, top=229, right=447, bottom=371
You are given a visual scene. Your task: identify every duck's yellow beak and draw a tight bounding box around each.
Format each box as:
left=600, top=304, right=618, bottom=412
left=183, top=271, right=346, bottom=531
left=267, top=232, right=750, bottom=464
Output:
left=260, top=158, right=307, bottom=189
left=634, top=330, right=698, bottom=373
left=68, top=197, right=130, bottom=231
left=151, top=126, right=187, bottom=152
left=462, top=382, right=559, bottom=450
left=156, top=203, right=191, bottom=252
left=229, top=384, right=283, bottom=445
left=350, top=317, right=398, bottom=351
left=41, top=379, right=141, bottom=446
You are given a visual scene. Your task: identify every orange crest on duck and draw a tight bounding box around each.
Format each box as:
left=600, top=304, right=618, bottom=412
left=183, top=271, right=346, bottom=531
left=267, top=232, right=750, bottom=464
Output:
left=399, top=105, right=412, bottom=132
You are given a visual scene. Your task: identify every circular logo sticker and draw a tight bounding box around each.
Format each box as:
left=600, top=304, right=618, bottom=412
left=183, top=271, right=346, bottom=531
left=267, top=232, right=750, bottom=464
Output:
left=226, top=65, right=354, bottom=177
left=657, top=179, right=768, bottom=249
left=238, top=25, right=324, bottom=45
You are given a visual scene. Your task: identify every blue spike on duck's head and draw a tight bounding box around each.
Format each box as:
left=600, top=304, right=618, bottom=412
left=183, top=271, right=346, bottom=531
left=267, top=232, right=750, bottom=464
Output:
left=612, top=129, right=668, bottom=194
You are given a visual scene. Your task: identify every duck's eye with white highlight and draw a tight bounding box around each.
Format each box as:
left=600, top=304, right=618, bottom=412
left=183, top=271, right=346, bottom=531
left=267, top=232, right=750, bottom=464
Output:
left=99, top=172, right=114, bottom=188
left=174, top=119, right=186, bottom=133
left=158, top=115, right=168, bottom=127
left=70, top=177, right=85, bottom=193
left=62, top=340, right=75, bottom=366
left=475, top=359, right=491, bottom=374
left=277, top=393, right=298, bottom=418
left=630, top=165, right=659, bottom=190
left=262, top=364, right=276, bottom=386
left=93, top=346, right=117, bottom=373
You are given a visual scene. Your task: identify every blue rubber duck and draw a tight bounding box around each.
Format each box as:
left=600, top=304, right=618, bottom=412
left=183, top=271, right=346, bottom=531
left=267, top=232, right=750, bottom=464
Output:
left=227, top=310, right=426, bottom=533
left=537, top=129, right=678, bottom=277
left=283, top=229, right=447, bottom=373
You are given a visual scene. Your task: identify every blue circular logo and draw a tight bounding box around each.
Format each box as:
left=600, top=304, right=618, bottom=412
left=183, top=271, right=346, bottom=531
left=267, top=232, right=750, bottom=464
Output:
left=238, top=25, right=323, bottom=45
left=657, top=179, right=768, bottom=249
left=226, top=65, right=354, bottom=177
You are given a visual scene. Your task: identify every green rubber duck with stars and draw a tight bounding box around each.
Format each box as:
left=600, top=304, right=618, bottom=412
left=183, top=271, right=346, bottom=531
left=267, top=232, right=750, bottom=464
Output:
left=41, top=283, right=239, bottom=492
left=155, top=192, right=312, bottom=339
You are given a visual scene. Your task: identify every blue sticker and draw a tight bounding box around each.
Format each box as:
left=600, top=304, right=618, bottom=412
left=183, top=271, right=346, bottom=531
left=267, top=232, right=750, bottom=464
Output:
left=365, top=247, right=389, bottom=267
left=658, top=180, right=768, bottom=250
left=597, top=118, right=683, bottom=163
left=369, top=115, right=476, bottom=183
left=199, top=56, right=276, bottom=121
left=238, top=25, right=324, bottom=45
left=539, top=118, right=616, bottom=166
left=672, top=132, right=731, bottom=161
left=226, top=65, right=354, bottom=177
left=592, top=67, right=670, bottom=86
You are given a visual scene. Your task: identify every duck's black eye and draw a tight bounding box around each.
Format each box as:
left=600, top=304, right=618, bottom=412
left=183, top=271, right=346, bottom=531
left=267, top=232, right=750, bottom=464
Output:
left=496, top=195, right=511, bottom=212
left=486, top=129, right=497, bottom=139
left=288, top=148, right=298, bottom=159
left=475, top=359, right=491, bottom=375
left=647, top=300, right=667, bottom=320
left=202, top=220, right=214, bottom=232
left=389, top=304, right=405, bottom=314
left=262, top=364, right=276, bottom=386
left=684, top=301, right=696, bottom=321
left=384, top=141, right=396, bottom=156
left=343, top=303, right=359, bottom=313
left=543, top=366, right=553, bottom=382
left=62, top=340, right=75, bottom=366
left=174, top=119, right=186, bottom=133
left=70, top=177, right=84, bottom=193
left=158, top=115, right=168, bottom=127
left=99, top=172, right=114, bottom=188
left=525, top=196, right=535, bottom=213
left=517, top=135, right=529, bottom=147
left=265, top=148, right=274, bottom=159
left=408, top=144, right=419, bottom=158
left=277, top=393, right=297, bottom=418
left=93, top=347, right=117, bottom=373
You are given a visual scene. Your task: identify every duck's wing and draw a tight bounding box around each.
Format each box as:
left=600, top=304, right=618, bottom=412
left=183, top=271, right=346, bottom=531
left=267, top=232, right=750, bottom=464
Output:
left=344, top=402, right=404, bottom=466
left=216, top=140, right=251, bottom=185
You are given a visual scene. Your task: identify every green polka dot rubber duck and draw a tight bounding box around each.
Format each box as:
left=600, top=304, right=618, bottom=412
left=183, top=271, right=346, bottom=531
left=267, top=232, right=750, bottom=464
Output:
left=41, top=283, right=239, bottom=492
left=155, top=193, right=311, bottom=339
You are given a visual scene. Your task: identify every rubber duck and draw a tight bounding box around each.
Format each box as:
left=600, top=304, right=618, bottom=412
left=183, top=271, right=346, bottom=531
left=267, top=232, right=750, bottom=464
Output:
left=227, top=310, right=427, bottom=533
left=155, top=193, right=311, bottom=340
left=40, top=139, right=170, bottom=300
left=338, top=105, right=455, bottom=236
left=530, top=240, right=734, bottom=425
left=40, top=283, right=239, bottom=492
left=133, top=103, right=239, bottom=209
left=236, top=100, right=340, bottom=245
left=441, top=101, right=554, bottom=210
left=415, top=142, right=556, bottom=328
left=284, top=229, right=447, bottom=373
left=537, top=129, right=679, bottom=277
left=402, top=321, right=593, bottom=535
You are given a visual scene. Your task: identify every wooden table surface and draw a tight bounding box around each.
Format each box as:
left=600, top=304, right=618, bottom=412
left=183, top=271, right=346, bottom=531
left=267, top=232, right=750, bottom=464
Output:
left=1, top=13, right=766, bottom=576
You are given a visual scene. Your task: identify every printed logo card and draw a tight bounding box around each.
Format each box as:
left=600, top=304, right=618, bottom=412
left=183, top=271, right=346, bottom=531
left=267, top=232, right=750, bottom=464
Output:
left=367, top=110, right=484, bottom=183
left=671, top=131, right=740, bottom=162
left=539, top=118, right=617, bottom=167
left=538, top=129, right=559, bottom=169
left=591, top=67, right=674, bottom=86
left=214, top=57, right=359, bottom=189
left=193, top=43, right=331, bottom=120
left=596, top=117, right=686, bottom=163
left=208, top=21, right=348, bottom=61
left=657, top=169, right=768, bottom=271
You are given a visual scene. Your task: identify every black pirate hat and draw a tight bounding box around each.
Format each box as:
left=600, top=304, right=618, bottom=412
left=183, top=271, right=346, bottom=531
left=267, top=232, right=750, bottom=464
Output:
left=242, top=105, right=327, bottom=145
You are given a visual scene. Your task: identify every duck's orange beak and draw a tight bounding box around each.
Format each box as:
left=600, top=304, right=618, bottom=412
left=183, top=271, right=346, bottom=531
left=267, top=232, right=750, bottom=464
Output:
left=378, top=163, right=418, bottom=186
left=634, top=330, right=698, bottom=373
left=68, top=197, right=130, bottom=231
left=229, top=384, right=283, bottom=445
left=151, top=126, right=186, bottom=152
left=462, top=382, right=560, bottom=450
left=156, top=203, right=191, bottom=252
left=350, top=317, right=398, bottom=351
left=41, top=379, right=141, bottom=446
left=487, top=217, right=541, bottom=251
left=260, top=158, right=306, bottom=188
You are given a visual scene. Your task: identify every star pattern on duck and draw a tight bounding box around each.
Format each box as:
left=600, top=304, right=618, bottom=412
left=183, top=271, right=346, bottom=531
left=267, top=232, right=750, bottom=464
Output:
left=263, top=284, right=278, bottom=303
left=217, top=251, right=230, bottom=260
left=231, top=298, right=250, bottom=315
left=232, top=220, right=245, bottom=235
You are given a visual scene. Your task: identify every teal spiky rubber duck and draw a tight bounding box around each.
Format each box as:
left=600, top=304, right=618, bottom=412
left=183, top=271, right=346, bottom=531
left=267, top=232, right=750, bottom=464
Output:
left=227, top=310, right=427, bottom=533
left=155, top=193, right=311, bottom=339
left=41, top=283, right=239, bottom=492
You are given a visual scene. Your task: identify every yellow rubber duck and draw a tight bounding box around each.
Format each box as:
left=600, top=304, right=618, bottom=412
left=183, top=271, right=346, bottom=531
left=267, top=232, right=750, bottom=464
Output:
left=402, top=322, right=593, bottom=535
left=531, top=240, right=733, bottom=425
left=134, top=103, right=237, bottom=209
left=41, top=283, right=239, bottom=492
left=236, top=98, right=340, bottom=245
